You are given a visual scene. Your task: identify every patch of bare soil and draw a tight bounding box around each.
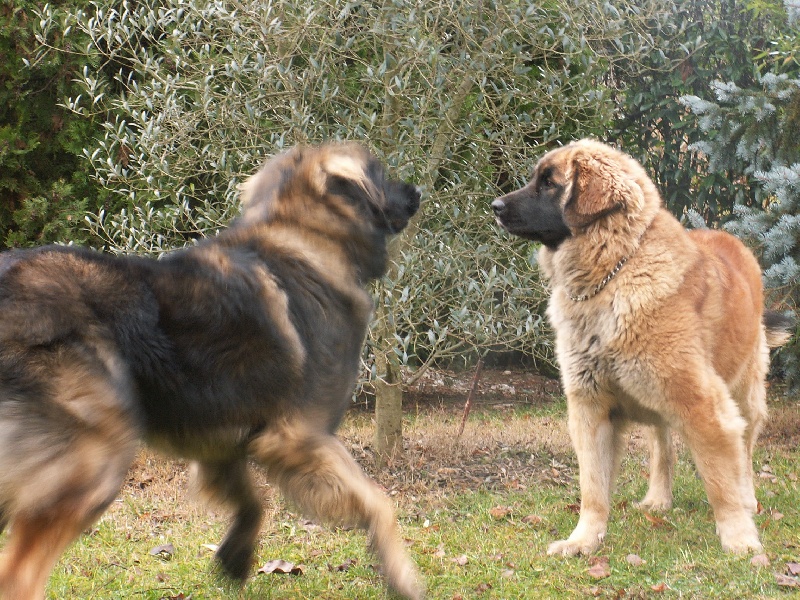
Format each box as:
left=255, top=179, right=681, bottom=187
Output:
left=760, top=392, right=800, bottom=450
left=118, top=368, right=798, bottom=514
left=402, top=367, right=562, bottom=407
left=343, top=410, right=576, bottom=506
left=343, top=368, right=571, bottom=502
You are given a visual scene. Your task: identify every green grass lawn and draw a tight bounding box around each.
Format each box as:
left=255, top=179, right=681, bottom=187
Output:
left=24, top=394, right=800, bottom=598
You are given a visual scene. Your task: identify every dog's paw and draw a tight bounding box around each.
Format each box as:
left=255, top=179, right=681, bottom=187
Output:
left=546, top=537, right=600, bottom=557
left=547, top=520, right=606, bottom=557
left=721, top=536, right=763, bottom=554
left=387, top=563, right=425, bottom=600
left=720, top=530, right=762, bottom=554
left=634, top=495, right=672, bottom=512
left=717, top=518, right=762, bottom=554
left=214, top=539, right=253, bottom=582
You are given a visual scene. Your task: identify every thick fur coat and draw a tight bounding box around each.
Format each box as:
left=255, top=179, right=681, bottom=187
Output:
left=0, top=143, right=424, bottom=600
left=493, top=139, right=793, bottom=556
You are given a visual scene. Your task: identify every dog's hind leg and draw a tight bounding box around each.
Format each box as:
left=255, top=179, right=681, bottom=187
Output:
left=0, top=350, right=139, bottom=599
left=739, top=384, right=767, bottom=515
left=250, top=423, right=424, bottom=600
left=680, top=380, right=761, bottom=553
left=731, top=341, right=769, bottom=515
left=0, top=427, right=136, bottom=600
left=1, top=512, right=99, bottom=600
left=636, top=424, right=675, bottom=511
left=191, top=458, right=263, bottom=581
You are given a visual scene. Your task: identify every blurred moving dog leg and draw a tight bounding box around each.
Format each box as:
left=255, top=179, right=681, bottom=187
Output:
left=191, top=458, right=263, bottom=581
left=0, top=355, right=138, bottom=600
left=251, top=424, right=424, bottom=600
left=0, top=427, right=136, bottom=600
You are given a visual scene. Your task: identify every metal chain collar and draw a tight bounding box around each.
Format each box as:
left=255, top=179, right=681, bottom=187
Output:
left=567, top=255, right=629, bottom=303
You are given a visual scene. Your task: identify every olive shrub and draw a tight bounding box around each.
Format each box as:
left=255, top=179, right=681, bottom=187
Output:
left=36, top=0, right=658, bottom=390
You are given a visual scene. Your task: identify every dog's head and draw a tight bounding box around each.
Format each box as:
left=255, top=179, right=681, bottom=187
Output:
left=492, top=139, right=659, bottom=249
left=238, top=143, right=421, bottom=237
left=235, top=143, right=420, bottom=280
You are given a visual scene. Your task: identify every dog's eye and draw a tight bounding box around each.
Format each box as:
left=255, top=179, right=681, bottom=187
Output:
left=539, top=170, right=555, bottom=190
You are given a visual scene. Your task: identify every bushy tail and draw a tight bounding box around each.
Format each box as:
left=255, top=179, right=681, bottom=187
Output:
left=764, top=310, right=795, bottom=348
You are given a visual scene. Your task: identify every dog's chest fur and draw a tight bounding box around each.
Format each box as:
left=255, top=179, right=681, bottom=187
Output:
left=546, top=290, right=678, bottom=425
left=541, top=216, right=691, bottom=382
left=548, top=293, right=622, bottom=391
left=541, top=238, right=690, bottom=410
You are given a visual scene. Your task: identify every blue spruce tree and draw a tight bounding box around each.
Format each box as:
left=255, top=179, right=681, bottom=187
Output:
left=681, top=69, right=800, bottom=380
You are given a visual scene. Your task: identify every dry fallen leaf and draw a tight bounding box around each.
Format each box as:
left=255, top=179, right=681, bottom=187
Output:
left=625, top=553, right=645, bottom=566
left=258, top=559, right=305, bottom=576
left=433, top=543, right=447, bottom=558
left=788, top=562, right=800, bottom=576
left=750, top=554, right=770, bottom=567
left=489, top=505, right=512, bottom=520
left=651, top=582, right=668, bottom=592
left=331, top=558, right=357, bottom=572
left=775, top=573, right=798, bottom=588
left=149, top=543, right=175, bottom=558
left=300, top=519, right=321, bottom=532
left=587, top=556, right=611, bottom=579
left=522, top=514, right=543, bottom=525
left=452, top=554, right=469, bottom=566
left=758, top=465, right=778, bottom=483
left=643, top=512, right=670, bottom=528
left=474, top=582, right=492, bottom=594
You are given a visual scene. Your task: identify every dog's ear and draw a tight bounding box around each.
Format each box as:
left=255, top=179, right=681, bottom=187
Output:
left=237, top=149, right=299, bottom=223
left=563, top=148, right=644, bottom=229
left=316, top=144, right=381, bottom=199
left=321, top=152, right=368, bottom=186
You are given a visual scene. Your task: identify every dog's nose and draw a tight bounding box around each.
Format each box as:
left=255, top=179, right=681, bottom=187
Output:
left=408, top=185, right=422, bottom=214
left=412, top=185, right=422, bottom=206
left=491, top=198, right=506, bottom=216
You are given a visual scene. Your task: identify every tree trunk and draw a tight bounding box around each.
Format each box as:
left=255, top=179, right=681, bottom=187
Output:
left=372, top=65, right=480, bottom=463
left=373, top=303, right=404, bottom=463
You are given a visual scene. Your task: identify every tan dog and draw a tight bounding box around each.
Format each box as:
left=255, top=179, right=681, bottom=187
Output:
left=492, top=139, right=793, bottom=556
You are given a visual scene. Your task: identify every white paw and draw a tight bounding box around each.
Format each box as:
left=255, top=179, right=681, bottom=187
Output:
left=547, top=534, right=603, bottom=557
left=635, top=495, right=672, bottom=512
left=718, top=518, right=762, bottom=554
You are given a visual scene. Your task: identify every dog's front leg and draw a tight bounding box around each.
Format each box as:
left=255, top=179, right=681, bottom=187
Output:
left=190, top=458, right=263, bottom=581
left=250, top=424, right=425, bottom=600
left=548, top=395, right=622, bottom=557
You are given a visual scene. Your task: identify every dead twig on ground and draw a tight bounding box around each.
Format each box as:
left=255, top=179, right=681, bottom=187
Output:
left=456, top=357, right=484, bottom=439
